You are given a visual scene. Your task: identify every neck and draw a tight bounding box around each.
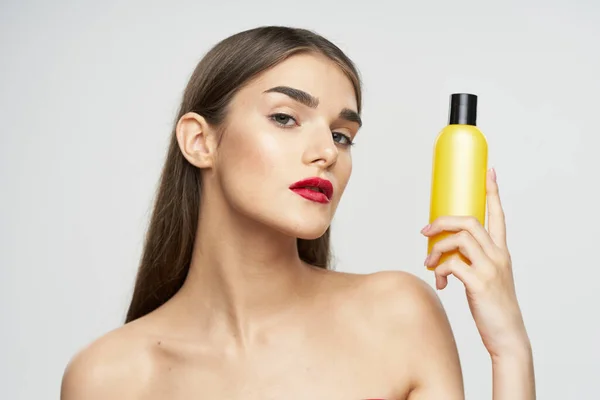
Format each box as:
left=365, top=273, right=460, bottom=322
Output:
left=176, top=185, right=315, bottom=347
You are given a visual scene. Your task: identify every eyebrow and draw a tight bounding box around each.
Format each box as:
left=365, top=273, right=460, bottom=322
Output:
left=263, top=86, right=362, bottom=127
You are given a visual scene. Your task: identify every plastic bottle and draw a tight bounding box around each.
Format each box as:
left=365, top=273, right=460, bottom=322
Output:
left=427, top=93, right=488, bottom=270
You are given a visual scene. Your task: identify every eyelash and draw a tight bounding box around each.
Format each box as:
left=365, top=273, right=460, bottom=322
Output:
left=268, top=113, right=355, bottom=146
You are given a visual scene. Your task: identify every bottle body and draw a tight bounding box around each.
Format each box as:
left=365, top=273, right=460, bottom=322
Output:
left=427, top=124, right=488, bottom=270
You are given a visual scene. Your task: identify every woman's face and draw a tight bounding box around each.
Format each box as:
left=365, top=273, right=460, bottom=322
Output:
left=213, top=52, right=361, bottom=240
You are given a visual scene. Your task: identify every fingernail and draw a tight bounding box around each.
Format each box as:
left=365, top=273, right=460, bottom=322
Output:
left=421, top=224, right=431, bottom=234
left=490, top=167, right=497, bottom=182
left=424, top=254, right=430, bottom=266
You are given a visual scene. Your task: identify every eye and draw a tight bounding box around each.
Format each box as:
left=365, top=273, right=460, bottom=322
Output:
left=332, top=132, right=354, bottom=146
left=269, top=113, right=298, bottom=127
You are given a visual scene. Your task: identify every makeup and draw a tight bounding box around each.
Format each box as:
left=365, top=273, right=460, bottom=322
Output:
left=289, top=177, right=333, bottom=204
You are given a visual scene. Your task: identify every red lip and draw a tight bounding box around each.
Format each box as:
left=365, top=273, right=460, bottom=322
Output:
left=289, top=177, right=334, bottom=204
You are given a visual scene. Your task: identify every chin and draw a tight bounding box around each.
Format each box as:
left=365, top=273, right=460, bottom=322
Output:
left=293, top=225, right=330, bottom=241
left=270, top=213, right=332, bottom=241
left=223, top=188, right=337, bottom=240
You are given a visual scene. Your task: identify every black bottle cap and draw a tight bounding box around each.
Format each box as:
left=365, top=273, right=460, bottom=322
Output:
left=448, top=93, right=477, bottom=126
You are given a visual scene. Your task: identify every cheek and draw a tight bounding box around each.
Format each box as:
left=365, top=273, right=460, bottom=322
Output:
left=218, top=124, right=288, bottom=186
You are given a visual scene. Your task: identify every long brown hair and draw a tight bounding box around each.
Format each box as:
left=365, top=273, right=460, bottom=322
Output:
left=125, top=26, right=362, bottom=323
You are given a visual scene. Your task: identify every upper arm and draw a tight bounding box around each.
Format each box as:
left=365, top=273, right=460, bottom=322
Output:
left=402, top=276, right=464, bottom=399
left=61, top=349, right=112, bottom=400
left=363, top=271, right=464, bottom=400
left=60, top=333, right=144, bottom=400
left=60, top=353, right=101, bottom=400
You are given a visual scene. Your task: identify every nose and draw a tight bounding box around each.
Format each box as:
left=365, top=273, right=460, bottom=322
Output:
left=302, top=127, right=339, bottom=169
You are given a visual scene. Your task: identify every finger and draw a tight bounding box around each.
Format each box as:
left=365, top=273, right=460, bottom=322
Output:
left=425, top=230, right=487, bottom=269
left=422, top=215, right=496, bottom=256
left=486, top=168, right=507, bottom=248
left=434, top=257, right=476, bottom=290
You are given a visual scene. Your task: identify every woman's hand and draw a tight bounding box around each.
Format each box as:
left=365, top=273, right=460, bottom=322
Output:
left=420, top=168, right=530, bottom=360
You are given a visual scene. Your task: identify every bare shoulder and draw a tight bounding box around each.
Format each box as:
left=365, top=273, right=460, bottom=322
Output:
left=323, top=269, right=464, bottom=398
left=358, top=269, right=437, bottom=304
left=355, top=270, right=459, bottom=346
left=60, top=321, right=157, bottom=400
left=325, top=269, right=446, bottom=323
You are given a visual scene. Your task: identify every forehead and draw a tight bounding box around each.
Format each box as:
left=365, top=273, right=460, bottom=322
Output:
left=239, top=52, right=358, bottom=111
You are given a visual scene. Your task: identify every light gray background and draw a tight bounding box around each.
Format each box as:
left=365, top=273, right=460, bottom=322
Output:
left=1, top=0, right=599, bottom=398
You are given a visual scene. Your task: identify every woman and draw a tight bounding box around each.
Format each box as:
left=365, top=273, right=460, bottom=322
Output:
left=61, top=26, right=534, bottom=399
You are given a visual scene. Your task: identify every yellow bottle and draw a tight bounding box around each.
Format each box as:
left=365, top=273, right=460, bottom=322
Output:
left=427, top=93, right=488, bottom=270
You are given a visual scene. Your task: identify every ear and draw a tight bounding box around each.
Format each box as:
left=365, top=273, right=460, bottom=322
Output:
left=175, top=112, right=217, bottom=169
